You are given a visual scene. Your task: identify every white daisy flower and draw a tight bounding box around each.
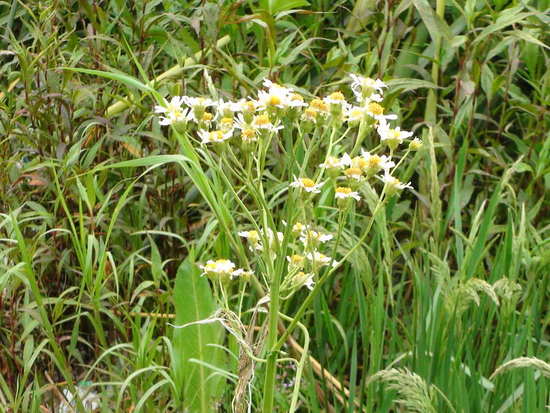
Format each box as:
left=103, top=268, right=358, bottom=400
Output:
left=215, top=98, right=241, bottom=117
left=238, top=230, right=261, bottom=250
left=231, top=268, right=254, bottom=280
left=305, top=251, right=334, bottom=267
left=319, top=155, right=349, bottom=170
left=288, top=93, right=308, bottom=107
left=409, top=137, right=423, bottom=150
left=198, top=129, right=233, bottom=144
left=287, top=254, right=306, bottom=267
left=292, top=222, right=308, bottom=234
left=323, top=91, right=349, bottom=106
left=154, top=96, right=187, bottom=125
left=232, top=99, right=260, bottom=113
left=363, top=101, right=397, bottom=123
left=257, top=89, right=290, bottom=109
left=308, top=98, right=331, bottom=115
left=379, top=173, right=413, bottom=193
left=360, top=151, right=395, bottom=174
left=346, top=105, right=368, bottom=122
left=377, top=119, right=413, bottom=148
left=290, top=177, right=325, bottom=193
left=349, top=74, right=387, bottom=97
left=335, top=187, right=361, bottom=201
left=343, top=167, right=363, bottom=181
left=199, top=259, right=236, bottom=276
left=182, top=96, right=215, bottom=109
left=251, top=113, right=283, bottom=131
left=294, top=271, right=315, bottom=290
left=300, top=230, right=333, bottom=245
left=234, top=115, right=259, bottom=142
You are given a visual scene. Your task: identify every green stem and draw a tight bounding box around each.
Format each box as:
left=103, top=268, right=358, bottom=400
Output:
left=275, top=193, right=387, bottom=350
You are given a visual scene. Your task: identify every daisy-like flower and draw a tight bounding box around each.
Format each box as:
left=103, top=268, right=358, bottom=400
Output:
left=346, top=105, right=368, bottom=123
left=294, top=271, right=315, bottom=290
left=335, top=187, right=361, bottom=201
left=238, top=230, right=261, bottom=250
left=251, top=113, right=283, bottom=132
left=319, top=155, right=350, bottom=170
left=309, top=98, right=330, bottom=114
left=234, top=99, right=260, bottom=113
left=239, top=228, right=282, bottom=251
left=343, top=167, right=363, bottom=181
left=215, top=99, right=240, bottom=117
left=379, top=173, right=413, bottom=195
left=305, top=251, right=334, bottom=267
left=290, top=177, right=325, bottom=194
left=349, top=74, right=387, bottom=100
left=288, top=93, right=308, bottom=108
left=182, top=96, right=216, bottom=109
left=200, top=259, right=236, bottom=277
left=409, top=137, right=423, bottom=150
left=323, top=91, right=348, bottom=106
left=234, top=115, right=259, bottom=142
left=300, top=230, right=333, bottom=246
left=231, top=268, right=254, bottom=280
left=364, top=101, right=398, bottom=123
left=287, top=254, right=306, bottom=268
left=360, top=151, right=395, bottom=175
left=154, top=96, right=187, bottom=125
left=302, top=108, right=319, bottom=123
left=292, top=222, right=307, bottom=234
left=198, top=129, right=233, bottom=144
left=377, top=119, right=413, bottom=150
left=218, top=116, right=234, bottom=131
left=257, top=89, right=290, bottom=109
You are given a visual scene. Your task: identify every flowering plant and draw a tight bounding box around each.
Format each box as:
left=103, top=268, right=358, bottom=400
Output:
left=155, top=73, right=421, bottom=411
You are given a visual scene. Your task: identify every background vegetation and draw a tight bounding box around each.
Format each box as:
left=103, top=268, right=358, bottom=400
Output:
left=1, top=0, right=548, bottom=411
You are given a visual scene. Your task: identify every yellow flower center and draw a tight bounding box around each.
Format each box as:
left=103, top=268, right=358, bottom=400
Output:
left=247, top=230, right=259, bottom=242
left=367, top=102, right=384, bottom=115
left=328, top=91, right=345, bottom=101
left=268, top=95, right=282, bottom=106
left=344, top=168, right=362, bottom=177
left=210, top=130, right=224, bottom=141
left=352, top=156, right=368, bottom=169
left=221, top=116, right=233, bottom=125
left=304, top=108, right=318, bottom=119
left=300, top=178, right=316, bottom=188
left=205, top=263, right=217, bottom=270
left=244, top=100, right=256, bottom=112
left=367, top=155, right=381, bottom=169
left=290, top=93, right=303, bottom=102
left=290, top=255, right=305, bottom=265
left=242, top=128, right=256, bottom=138
left=389, top=129, right=400, bottom=139
left=350, top=109, right=363, bottom=119
left=254, top=114, right=270, bottom=126
left=310, top=99, right=329, bottom=112
left=202, top=112, right=213, bottom=121
left=336, top=187, right=352, bottom=194
left=293, top=223, right=305, bottom=232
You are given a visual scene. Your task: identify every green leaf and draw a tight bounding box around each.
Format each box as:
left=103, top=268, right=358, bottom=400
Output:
left=172, top=258, right=225, bottom=412
left=387, top=78, right=441, bottom=92
left=412, top=0, right=453, bottom=42
left=60, top=67, right=156, bottom=94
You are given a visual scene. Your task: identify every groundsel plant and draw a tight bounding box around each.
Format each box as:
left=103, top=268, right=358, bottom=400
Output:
left=155, top=72, right=421, bottom=411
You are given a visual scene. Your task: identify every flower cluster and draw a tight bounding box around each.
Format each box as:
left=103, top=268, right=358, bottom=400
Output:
left=199, top=259, right=252, bottom=283
left=155, top=73, right=420, bottom=298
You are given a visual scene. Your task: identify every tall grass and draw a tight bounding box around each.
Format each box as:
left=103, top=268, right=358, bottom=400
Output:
left=1, top=0, right=548, bottom=412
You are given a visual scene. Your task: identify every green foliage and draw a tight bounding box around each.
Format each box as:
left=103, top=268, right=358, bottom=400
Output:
left=0, top=0, right=548, bottom=411
left=172, top=258, right=225, bottom=412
